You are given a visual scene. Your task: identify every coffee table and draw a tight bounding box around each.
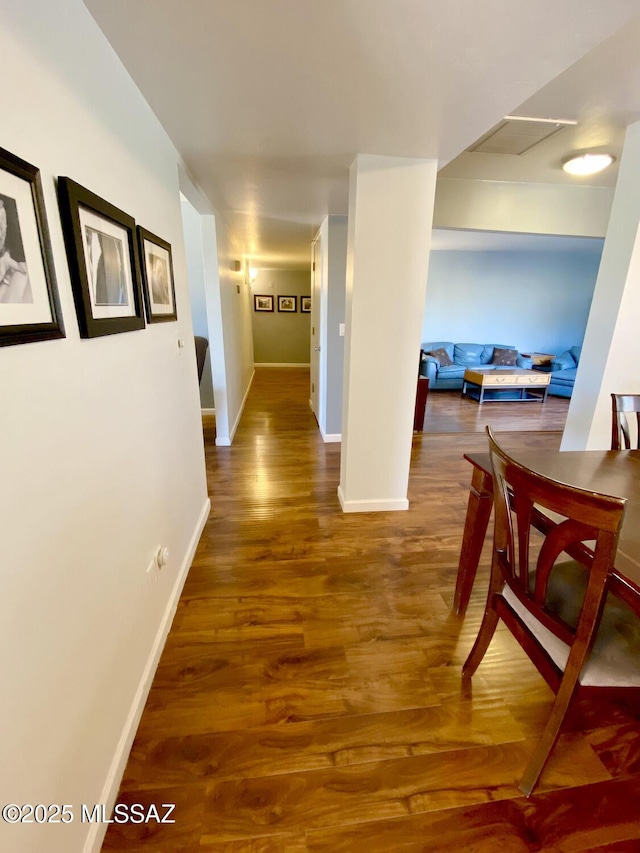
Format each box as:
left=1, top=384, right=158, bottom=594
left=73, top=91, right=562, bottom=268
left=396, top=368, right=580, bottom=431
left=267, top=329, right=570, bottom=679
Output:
left=462, top=367, right=550, bottom=404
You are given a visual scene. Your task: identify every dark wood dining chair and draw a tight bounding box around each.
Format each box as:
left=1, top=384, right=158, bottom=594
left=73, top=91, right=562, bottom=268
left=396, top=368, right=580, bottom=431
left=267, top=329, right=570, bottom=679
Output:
left=463, top=426, right=640, bottom=797
left=611, top=393, right=640, bottom=450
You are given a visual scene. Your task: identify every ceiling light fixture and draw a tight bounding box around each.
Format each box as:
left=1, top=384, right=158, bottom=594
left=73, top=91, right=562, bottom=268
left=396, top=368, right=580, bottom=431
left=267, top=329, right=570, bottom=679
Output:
left=562, top=152, right=615, bottom=176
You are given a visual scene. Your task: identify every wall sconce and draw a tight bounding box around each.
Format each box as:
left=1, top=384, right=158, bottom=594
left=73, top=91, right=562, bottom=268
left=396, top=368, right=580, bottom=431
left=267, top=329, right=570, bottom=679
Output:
left=249, top=267, right=258, bottom=284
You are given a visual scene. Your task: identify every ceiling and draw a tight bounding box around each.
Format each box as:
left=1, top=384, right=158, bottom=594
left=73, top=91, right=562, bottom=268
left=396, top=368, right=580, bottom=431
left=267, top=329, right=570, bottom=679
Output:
left=84, top=0, right=640, bottom=268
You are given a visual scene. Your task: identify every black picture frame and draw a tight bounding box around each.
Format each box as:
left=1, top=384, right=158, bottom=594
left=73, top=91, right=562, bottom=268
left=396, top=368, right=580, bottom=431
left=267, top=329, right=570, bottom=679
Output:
left=0, top=146, right=64, bottom=347
left=137, top=226, right=177, bottom=323
left=254, top=294, right=274, bottom=312
left=301, top=296, right=311, bottom=313
left=57, top=177, right=145, bottom=338
left=278, top=295, right=297, bottom=313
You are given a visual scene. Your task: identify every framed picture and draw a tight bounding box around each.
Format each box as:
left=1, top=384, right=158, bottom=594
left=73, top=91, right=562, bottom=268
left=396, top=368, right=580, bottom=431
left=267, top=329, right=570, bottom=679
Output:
left=137, top=227, right=177, bottom=322
left=0, top=146, right=64, bottom=347
left=254, top=294, right=274, bottom=312
left=57, top=177, right=144, bottom=338
left=301, top=296, right=311, bottom=313
left=278, top=295, right=297, bottom=313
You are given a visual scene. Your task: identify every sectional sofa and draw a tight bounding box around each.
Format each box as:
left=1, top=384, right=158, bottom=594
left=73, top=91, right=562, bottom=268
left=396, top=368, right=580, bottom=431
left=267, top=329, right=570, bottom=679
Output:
left=419, top=341, right=533, bottom=390
left=545, top=346, right=581, bottom=397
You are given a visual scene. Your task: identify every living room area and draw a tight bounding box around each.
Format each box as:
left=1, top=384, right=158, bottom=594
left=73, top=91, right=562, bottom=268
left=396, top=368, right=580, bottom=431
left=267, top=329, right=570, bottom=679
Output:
left=414, top=227, right=601, bottom=436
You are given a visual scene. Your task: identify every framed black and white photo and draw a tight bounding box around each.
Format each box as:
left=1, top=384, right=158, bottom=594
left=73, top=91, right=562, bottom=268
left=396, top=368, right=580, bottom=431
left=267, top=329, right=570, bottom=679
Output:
left=301, top=296, right=311, bottom=313
left=57, top=177, right=144, bottom=338
left=137, top=227, right=177, bottom=322
left=254, top=294, right=274, bottom=312
left=278, top=295, right=297, bottom=313
left=0, top=147, right=64, bottom=347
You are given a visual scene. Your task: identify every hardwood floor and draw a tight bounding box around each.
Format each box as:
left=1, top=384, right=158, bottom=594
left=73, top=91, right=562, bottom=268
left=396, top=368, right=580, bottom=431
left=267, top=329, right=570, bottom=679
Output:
left=422, top=387, right=570, bottom=433
left=102, top=370, right=639, bottom=852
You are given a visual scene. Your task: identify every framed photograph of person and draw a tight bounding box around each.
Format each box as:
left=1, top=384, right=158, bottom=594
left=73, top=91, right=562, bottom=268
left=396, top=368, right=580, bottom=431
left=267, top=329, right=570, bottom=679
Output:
left=137, top=227, right=177, bottom=322
left=0, top=146, right=64, bottom=347
left=57, top=177, right=145, bottom=338
left=301, top=296, right=311, bottom=313
left=254, top=294, right=274, bottom=312
left=278, top=295, right=297, bottom=313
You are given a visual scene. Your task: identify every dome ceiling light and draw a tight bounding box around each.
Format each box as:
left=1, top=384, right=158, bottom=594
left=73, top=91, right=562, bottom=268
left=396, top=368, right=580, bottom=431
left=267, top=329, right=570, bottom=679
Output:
left=562, top=153, right=616, bottom=176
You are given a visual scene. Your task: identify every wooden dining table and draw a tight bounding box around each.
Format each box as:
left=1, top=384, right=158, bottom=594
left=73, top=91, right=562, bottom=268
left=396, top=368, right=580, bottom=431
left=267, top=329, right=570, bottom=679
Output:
left=454, top=449, right=640, bottom=615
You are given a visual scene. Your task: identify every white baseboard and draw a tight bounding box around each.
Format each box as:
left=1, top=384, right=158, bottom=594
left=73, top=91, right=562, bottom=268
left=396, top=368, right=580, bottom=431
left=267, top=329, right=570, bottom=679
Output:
left=254, top=362, right=311, bottom=367
left=201, top=407, right=216, bottom=416
left=84, top=497, right=211, bottom=853
left=216, top=369, right=255, bottom=447
left=337, top=485, right=409, bottom=513
left=320, top=427, right=342, bottom=443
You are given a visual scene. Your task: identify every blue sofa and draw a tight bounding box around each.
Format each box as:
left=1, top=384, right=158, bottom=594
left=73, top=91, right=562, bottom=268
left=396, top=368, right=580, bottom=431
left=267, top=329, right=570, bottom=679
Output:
left=546, top=346, right=581, bottom=397
left=419, top=341, right=533, bottom=390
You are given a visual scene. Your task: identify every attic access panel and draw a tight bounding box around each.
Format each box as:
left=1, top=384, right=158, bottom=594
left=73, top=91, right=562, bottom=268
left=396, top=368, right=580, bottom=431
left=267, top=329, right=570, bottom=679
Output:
left=467, top=119, right=567, bottom=155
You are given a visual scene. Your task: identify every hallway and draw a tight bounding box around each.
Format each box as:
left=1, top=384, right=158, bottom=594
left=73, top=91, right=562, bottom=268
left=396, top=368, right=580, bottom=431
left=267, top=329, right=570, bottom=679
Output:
left=102, top=368, right=639, bottom=851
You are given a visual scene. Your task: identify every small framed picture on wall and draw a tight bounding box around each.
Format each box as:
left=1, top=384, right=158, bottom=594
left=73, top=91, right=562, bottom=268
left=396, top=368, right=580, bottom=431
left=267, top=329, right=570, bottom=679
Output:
left=137, top=227, right=177, bottom=322
left=254, top=294, right=274, bottom=312
left=278, top=295, right=297, bottom=313
left=0, top=146, right=65, bottom=347
left=301, top=296, right=311, bottom=313
left=57, top=177, right=145, bottom=338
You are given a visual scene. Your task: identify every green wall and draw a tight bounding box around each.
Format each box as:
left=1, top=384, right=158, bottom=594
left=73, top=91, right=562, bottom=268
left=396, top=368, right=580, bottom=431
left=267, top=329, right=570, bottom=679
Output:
left=252, top=269, right=311, bottom=363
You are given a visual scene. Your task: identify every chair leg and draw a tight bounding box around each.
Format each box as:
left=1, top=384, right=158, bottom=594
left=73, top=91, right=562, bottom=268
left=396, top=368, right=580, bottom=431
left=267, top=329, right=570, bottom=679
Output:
left=518, top=667, right=581, bottom=797
left=462, top=603, right=499, bottom=677
left=463, top=554, right=504, bottom=677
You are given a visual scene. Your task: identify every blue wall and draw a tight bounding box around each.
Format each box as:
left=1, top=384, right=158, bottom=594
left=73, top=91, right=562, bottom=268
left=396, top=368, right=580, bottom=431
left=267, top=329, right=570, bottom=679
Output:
left=422, top=249, right=603, bottom=354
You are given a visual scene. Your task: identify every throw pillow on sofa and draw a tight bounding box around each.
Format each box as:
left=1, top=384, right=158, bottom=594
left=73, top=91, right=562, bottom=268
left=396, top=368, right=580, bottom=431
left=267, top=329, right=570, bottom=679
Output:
left=426, top=347, right=453, bottom=366
left=491, top=347, right=518, bottom=366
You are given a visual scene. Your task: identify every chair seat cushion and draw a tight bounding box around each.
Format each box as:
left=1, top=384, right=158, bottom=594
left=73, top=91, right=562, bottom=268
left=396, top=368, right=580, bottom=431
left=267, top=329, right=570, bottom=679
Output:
left=502, top=560, right=640, bottom=687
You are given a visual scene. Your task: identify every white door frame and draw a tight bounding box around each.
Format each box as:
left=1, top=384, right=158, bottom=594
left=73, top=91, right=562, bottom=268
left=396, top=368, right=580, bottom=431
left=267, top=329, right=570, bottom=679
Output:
left=310, top=234, right=321, bottom=420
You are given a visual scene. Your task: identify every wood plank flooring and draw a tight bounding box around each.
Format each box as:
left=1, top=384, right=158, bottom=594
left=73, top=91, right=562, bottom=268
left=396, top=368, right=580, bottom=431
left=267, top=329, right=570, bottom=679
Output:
left=102, top=370, right=639, bottom=852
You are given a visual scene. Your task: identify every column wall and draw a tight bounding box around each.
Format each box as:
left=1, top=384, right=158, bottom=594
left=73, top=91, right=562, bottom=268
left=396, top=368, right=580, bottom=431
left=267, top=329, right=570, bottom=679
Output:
left=339, top=155, right=438, bottom=511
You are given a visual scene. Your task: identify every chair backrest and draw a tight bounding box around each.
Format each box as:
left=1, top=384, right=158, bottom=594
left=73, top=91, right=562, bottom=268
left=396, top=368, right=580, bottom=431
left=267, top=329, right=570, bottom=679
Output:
left=194, top=335, right=209, bottom=384
left=611, top=393, right=640, bottom=450
left=486, top=426, right=626, bottom=649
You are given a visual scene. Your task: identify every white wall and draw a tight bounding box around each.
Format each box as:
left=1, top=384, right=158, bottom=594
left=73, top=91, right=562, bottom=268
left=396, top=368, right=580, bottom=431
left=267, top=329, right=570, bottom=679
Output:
left=0, top=3, right=209, bottom=851
left=211, top=217, right=255, bottom=443
left=563, top=119, right=640, bottom=450
left=434, top=178, right=614, bottom=237
left=179, top=167, right=255, bottom=445
left=421, top=249, right=603, bottom=353
left=320, top=215, right=347, bottom=438
left=182, top=195, right=215, bottom=408
left=340, top=155, right=437, bottom=512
